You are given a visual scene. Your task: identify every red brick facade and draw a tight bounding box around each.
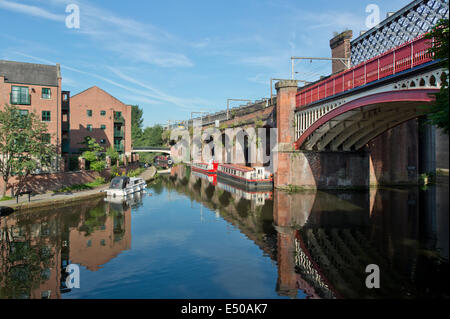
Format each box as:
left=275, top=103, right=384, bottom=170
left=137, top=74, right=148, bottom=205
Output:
left=0, top=63, right=62, bottom=152
left=69, top=86, right=132, bottom=155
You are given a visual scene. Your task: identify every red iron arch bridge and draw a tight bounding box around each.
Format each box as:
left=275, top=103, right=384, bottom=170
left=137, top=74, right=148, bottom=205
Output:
left=293, top=33, right=446, bottom=152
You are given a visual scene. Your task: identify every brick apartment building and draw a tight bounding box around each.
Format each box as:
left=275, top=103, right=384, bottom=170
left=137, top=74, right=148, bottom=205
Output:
left=0, top=60, right=132, bottom=172
left=0, top=60, right=70, bottom=169
left=69, top=86, right=132, bottom=155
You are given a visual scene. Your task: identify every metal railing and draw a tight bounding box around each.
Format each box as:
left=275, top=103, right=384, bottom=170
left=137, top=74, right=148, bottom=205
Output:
left=114, top=115, right=125, bottom=123
left=114, top=129, right=124, bottom=138
left=114, top=144, right=124, bottom=152
left=296, top=33, right=433, bottom=108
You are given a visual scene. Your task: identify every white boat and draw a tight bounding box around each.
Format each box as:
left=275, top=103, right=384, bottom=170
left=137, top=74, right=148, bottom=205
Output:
left=103, top=176, right=147, bottom=197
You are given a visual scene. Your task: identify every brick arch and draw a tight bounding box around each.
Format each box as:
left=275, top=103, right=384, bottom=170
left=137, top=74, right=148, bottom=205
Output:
left=295, top=89, right=439, bottom=151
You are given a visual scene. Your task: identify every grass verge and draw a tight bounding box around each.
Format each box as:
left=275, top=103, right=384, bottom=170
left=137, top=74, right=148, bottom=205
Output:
left=53, top=177, right=106, bottom=193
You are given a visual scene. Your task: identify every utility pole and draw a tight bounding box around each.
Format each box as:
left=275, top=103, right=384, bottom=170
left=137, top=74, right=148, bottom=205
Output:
left=290, top=56, right=351, bottom=80
left=191, top=111, right=209, bottom=126
left=226, top=99, right=252, bottom=120
left=270, top=78, right=311, bottom=100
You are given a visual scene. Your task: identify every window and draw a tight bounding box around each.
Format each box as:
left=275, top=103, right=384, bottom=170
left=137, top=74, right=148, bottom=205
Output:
left=100, top=110, right=106, bottom=116
left=42, top=88, right=51, bottom=99
left=11, top=86, right=30, bottom=105
left=87, top=124, right=93, bottom=132
left=87, top=110, right=93, bottom=117
left=19, top=110, right=29, bottom=116
left=42, top=111, right=51, bottom=122
left=100, top=139, right=106, bottom=144
left=42, top=134, right=51, bottom=143
left=101, top=125, right=106, bottom=130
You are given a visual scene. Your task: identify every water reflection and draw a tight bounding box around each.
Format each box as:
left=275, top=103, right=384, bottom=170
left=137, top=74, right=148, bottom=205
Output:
left=0, top=164, right=448, bottom=299
left=167, top=165, right=448, bottom=299
left=0, top=199, right=131, bottom=299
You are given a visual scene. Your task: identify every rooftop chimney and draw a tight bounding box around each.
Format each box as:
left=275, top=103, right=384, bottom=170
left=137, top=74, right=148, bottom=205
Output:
left=329, top=30, right=353, bottom=74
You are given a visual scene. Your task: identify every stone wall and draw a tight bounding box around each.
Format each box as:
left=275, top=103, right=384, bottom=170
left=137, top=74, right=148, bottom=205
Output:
left=276, top=150, right=370, bottom=190
left=436, top=128, right=449, bottom=171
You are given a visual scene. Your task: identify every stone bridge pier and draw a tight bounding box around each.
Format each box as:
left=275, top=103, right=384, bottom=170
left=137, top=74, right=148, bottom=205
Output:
left=274, top=80, right=430, bottom=190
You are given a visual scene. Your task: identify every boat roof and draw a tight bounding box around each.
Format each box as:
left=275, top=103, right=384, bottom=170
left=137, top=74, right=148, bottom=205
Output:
left=112, top=176, right=129, bottom=181
left=219, top=164, right=254, bottom=172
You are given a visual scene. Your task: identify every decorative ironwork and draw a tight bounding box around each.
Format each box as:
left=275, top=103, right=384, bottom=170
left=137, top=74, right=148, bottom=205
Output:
left=351, top=0, right=449, bottom=66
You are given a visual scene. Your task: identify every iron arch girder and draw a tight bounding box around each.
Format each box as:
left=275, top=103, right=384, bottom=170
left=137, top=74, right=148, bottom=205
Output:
left=325, top=103, right=421, bottom=151
left=353, top=113, right=423, bottom=151
left=342, top=110, right=418, bottom=151
left=295, top=89, right=438, bottom=150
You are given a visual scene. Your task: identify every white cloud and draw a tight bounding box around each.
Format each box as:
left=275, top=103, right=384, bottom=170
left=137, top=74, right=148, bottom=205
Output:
left=2, top=0, right=194, bottom=68
left=0, top=0, right=65, bottom=21
left=13, top=52, right=208, bottom=112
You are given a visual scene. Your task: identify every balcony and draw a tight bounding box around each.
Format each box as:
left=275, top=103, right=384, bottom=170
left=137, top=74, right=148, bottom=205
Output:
left=10, top=93, right=31, bottom=105
left=114, top=115, right=125, bottom=124
left=62, top=100, right=70, bottom=111
left=62, top=139, right=70, bottom=153
left=62, top=122, right=70, bottom=132
left=114, top=144, right=124, bottom=152
left=62, top=91, right=70, bottom=111
left=114, top=129, right=124, bottom=138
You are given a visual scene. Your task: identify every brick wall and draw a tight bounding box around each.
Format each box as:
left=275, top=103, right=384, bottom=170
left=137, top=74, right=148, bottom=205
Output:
left=329, top=30, right=352, bottom=74
left=1, top=163, right=139, bottom=196
left=0, top=75, right=61, bottom=149
left=70, top=86, right=132, bottom=155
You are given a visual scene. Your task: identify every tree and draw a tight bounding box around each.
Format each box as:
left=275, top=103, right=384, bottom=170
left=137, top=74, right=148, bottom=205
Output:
left=80, top=137, right=105, bottom=173
left=131, top=105, right=144, bottom=146
left=0, top=104, right=57, bottom=197
left=106, top=146, right=119, bottom=164
left=138, top=125, right=164, bottom=147
left=424, top=18, right=449, bottom=134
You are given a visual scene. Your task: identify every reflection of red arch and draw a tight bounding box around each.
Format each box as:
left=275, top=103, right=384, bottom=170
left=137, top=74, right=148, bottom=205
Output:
left=294, top=89, right=439, bottom=150
left=295, top=231, right=341, bottom=299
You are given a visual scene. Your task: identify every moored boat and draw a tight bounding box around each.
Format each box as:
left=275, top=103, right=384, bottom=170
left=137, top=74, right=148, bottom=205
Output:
left=191, top=161, right=218, bottom=175
left=191, top=170, right=217, bottom=185
left=103, top=176, right=147, bottom=197
left=217, top=164, right=273, bottom=190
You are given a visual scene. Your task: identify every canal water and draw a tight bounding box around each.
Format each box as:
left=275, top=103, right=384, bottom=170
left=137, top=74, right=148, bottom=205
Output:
left=0, top=165, right=448, bottom=299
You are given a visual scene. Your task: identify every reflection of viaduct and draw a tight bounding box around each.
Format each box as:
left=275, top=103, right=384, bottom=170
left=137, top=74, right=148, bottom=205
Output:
left=168, top=164, right=447, bottom=299
left=0, top=199, right=131, bottom=299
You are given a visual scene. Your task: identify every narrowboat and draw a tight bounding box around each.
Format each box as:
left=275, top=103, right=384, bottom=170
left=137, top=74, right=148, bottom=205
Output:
left=191, top=170, right=217, bottom=185
left=216, top=181, right=272, bottom=206
left=103, top=176, right=147, bottom=197
left=217, top=164, right=273, bottom=190
left=191, top=161, right=219, bottom=175
left=154, top=155, right=173, bottom=168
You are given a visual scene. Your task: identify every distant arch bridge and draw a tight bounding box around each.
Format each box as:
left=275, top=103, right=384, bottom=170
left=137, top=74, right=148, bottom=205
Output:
left=132, top=147, right=171, bottom=155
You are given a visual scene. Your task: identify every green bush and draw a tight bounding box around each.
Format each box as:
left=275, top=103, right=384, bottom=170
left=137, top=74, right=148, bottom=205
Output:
left=91, top=161, right=106, bottom=173
left=106, top=147, right=119, bottom=163
left=128, top=167, right=145, bottom=177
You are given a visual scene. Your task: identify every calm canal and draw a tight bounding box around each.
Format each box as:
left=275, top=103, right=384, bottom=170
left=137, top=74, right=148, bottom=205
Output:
left=1, top=165, right=448, bottom=299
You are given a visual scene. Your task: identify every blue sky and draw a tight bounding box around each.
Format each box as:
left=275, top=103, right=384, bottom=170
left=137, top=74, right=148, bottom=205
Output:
left=0, top=0, right=411, bottom=127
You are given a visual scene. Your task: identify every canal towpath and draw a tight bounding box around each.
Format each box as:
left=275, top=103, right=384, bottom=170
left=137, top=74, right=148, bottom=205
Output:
left=0, top=167, right=157, bottom=212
